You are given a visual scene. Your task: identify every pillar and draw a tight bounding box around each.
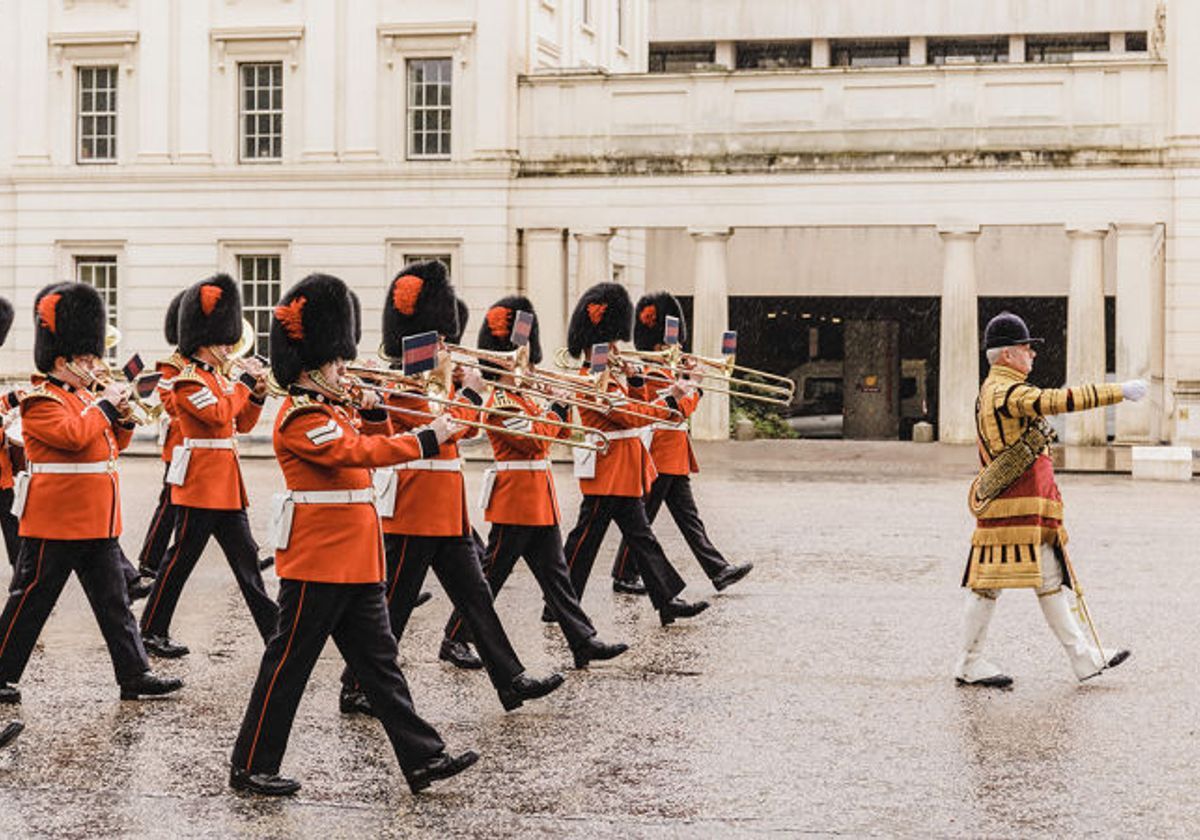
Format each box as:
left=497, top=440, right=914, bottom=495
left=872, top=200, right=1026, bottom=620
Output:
left=714, top=41, right=735, bottom=69
left=1008, top=35, right=1025, bottom=64
left=909, top=36, right=927, bottom=66
left=1114, top=223, right=1163, bottom=443
left=343, top=0, right=379, bottom=160
left=177, top=0, right=211, bottom=162
left=937, top=225, right=980, bottom=444
left=574, top=228, right=614, bottom=291
left=524, top=229, right=568, bottom=363
left=15, top=1, right=49, bottom=164
left=811, top=39, right=830, bottom=68
left=137, top=0, right=171, bottom=163
left=1065, top=226, right=1108, bottom=446
left=303, top=1, right=337, bottom=161
left=690, top=228, right=731, bottom=441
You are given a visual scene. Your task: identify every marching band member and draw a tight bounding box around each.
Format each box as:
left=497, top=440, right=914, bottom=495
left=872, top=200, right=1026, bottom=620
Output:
left=610, top=292, right=752, bottom=595
left=0, top=283, right=182, bottom=703
left=340, top=261, right=563, bottom=714
left=230, top=273, right=476, bottom=797
left=557, top=283, right=708, bottom=626
left=135, top=290, right=185, bottom=581
left=140, top=274, right=276, bottom=658
left=438, top=297, right=628, bottom=670
left=0, top=296, right=20, bottom=567
left=955, top=312, right=1138, bottom=687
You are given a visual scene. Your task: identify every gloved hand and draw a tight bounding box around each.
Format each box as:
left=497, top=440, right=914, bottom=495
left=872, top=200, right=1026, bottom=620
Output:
left=1120, top=379, right=1148, bottom=402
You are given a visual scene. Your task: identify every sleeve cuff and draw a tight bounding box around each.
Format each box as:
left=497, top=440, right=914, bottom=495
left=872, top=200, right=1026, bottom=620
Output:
left=97, top=399, right=120, bottom=424
left=627, top=375, right=645, bottom=389
left=360, top=407, right=387, bottom=423
left=118, top=419, right=137, bottom=431
left=238, top=372, right=258, bottom=391
left=664, top=395, right=680, bottom=413
left=459, top=387, right=483, bottom=406
left=550, top=402, right=570, bottom=422
left=415, top=428, right=440, bottom=458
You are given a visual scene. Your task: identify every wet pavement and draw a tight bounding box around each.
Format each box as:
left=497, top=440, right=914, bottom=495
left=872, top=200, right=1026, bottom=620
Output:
left=0, top=441, right=1195, bottom=838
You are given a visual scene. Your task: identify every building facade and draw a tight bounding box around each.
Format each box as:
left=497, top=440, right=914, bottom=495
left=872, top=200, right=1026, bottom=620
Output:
left=2, top=0, right=1196, bottom=446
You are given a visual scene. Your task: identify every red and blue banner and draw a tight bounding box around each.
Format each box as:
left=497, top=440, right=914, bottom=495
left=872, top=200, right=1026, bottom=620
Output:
left=511, top=311, right=534, bottom=347
left=664, top=315, right=680, bottom=346
left=402, top=331, right=440, bottom=376
left=721, top=331, right=738, bottom=356
left=590, top=342, right=610, bottom=375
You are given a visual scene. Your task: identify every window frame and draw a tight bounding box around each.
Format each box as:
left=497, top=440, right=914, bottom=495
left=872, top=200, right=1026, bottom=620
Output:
left=236, top=254, right=284, bottom=356
left=405, top=57, right=454, bottom=161
left=1024, top=33, right=1111, bottom=64
left=57, top=242, right=125, bottom=361
left=75, top=65, right=119, bottom=165
left=237, top=60, right=285, bottom=163
left=649, top=42, right=717, bottom=73
left=831, top=39, right=910, bottom=68
left=217, top=240, right=291, bottom=358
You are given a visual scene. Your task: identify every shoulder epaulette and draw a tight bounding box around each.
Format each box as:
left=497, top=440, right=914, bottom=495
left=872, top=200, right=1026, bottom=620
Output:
left=157, top=351, right=188, bottom=373
left=492, top=389, right=521, bottom=412
left=278, top=395, right=330, bottom=430
left=20, top=384, right=63, bottom=405
left=172, top=363, right=207, bottom=387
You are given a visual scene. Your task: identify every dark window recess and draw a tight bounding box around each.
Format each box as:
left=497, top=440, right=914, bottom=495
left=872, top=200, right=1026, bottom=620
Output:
left=1025, top=33, right=1110, bottom=63
left=649, top=43, right=717, bottom=73
left=831, top=39, right=909, bottom=68
left=1125, top=31, right=1148, bottom=52
left=927, top=37, right=1009, bottom=65
left=736, top=40, right=812, bottom=70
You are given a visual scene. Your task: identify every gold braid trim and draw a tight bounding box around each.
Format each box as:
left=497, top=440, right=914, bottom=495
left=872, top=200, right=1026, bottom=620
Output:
left=971, top=525, right=1066, bottom=547
left=277, top=395, right=328, bottom=430
left=19, top=385, right=63, bottom=405
left=172, top=364, right=207, bottom=387
left=966, top=543, right=1045, bottom=590
left=975, top=497, right=1063, bottom=521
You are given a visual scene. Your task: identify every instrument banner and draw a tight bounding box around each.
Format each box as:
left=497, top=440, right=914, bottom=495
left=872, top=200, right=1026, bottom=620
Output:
left=402, top=331, right=439, bottom=376
left=664, top=316, right=680, bottom=346
left=511, top=311, right=534, bottom=347
left=721, top=331, right=738, bottom=356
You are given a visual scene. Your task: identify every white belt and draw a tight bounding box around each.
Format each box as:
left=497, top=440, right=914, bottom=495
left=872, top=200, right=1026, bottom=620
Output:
left=290, top=488, right=375, bottom=504
left=183, top=437, right=236, bottom=450
left=493, top=460, right=551, bottom=472
left=393, top=458, right=463, bottom=472
left=604, top=429, right=648, bottom=441
left=29, top=461, right=116, bottom=475
left=651, top=421, right=688, bottom=432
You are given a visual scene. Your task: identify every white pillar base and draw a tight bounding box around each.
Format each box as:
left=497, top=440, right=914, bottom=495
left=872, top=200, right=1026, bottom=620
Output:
left=937, top=225, right=981, bottom=445
left=690, top=228, right=732, bottom=441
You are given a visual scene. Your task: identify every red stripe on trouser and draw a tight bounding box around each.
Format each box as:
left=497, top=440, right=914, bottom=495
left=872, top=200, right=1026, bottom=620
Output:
left=386, top=537, right=409, bottom=603
left=450, top=527, right=503, bottom=639
left=0, top=541, right=46, bottom=659
left=566, top=499, right=600, bottom=571
left=142, top=508, right=190, bottom=630
left=138, top=493, right=169, bottom=567
left=245, top=581, right=306, bottom=771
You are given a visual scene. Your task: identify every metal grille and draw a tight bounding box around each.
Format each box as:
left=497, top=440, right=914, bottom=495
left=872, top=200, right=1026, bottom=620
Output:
left=240, top=62, right=283, bottom=161
left=75, top=256, right=118, bottom=359
left=238, top=255, right=282, bottom=356
left=407, top=59, right=452, bottom=159
left=77, top=66, right=118, bottom=163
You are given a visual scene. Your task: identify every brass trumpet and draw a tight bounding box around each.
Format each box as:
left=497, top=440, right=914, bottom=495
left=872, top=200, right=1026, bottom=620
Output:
left=96, top=325, right=163, bottom=425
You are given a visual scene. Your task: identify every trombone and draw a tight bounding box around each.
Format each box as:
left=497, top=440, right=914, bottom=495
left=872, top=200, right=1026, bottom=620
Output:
left=611, top=345, right=796, bottom=406
left=97, top=325, right=163, bottom=425
left=442, top=344, right=616, bottom=414
left=343, top=367, right=609, bottom=452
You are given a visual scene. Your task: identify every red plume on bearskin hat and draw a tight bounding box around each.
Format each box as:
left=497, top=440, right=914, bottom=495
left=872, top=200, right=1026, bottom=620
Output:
left=478, top=295, right=542, bottom=365
left=381, top=260, right=458, bottom=358
left=634, top=291, right=687, bottom=351
left=33, top=282, right=106, bottom=373
left=567, top=282, right=632, bottom=357
left=0, top=296, right=13, bottom=348
left=269, top=273, right=359, bottom=387
left=178, top=273, right=243, bottom=356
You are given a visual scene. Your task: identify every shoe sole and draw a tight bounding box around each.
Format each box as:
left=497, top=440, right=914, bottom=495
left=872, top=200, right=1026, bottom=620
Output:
left=0, top=694, right=19, bottom=705
left=713, top=566, right=753, bottom=592
left=438, top=652, right=484, bottom=671
left=144, top=645, right=189, bottom=660
left=954, top=677, right=1014, bottom=688
left=120, top=685, right=183, bottom=700
left=660, top=603, right=710, bottom=626
left=230, top=780, right=300, bottom=797
left=0, top=721, right=23, bottom=748
left=573, top=645, right=629, bottom=669
left=408, top=752, right=480, bottom=793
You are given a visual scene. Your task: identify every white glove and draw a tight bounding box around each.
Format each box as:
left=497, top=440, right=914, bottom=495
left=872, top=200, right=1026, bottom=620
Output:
left=1120, top=379, right=1148, bottom=402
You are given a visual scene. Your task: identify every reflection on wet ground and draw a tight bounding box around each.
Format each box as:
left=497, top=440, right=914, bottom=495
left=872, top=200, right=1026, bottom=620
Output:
left=0, top=445, right=1194, bottom=837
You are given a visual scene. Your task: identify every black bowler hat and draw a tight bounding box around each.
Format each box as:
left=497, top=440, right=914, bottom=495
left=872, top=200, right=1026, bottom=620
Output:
left=983, top=312, right=1044, bottom=350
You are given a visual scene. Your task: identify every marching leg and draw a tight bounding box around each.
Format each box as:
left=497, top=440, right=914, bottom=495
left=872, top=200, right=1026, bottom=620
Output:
left=440, top=524, right=522, bottom=670
left=562, top=495, right=616, bottom=600
left=136, top=470, right=177, bottom=578
left=1036, top=546, right=1129, bottom=681
left=610, top=475, right=668, bottom=595
left=609, top=497, right=703, bottom=624
left=665, top=475, right=753, bottom=590
left=140, top=507, right=214, bottom=657
left=952, top=589, right=1011, bottom=687
left=212, top=509, right=279, bottom=642
left=0, top=488, right=19, bottom=568
left=0, top=539, right=74, bottom=701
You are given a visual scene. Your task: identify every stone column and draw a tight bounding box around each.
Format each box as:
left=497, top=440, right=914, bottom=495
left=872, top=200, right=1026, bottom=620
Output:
left=1065, top=226, right=1108, bottom=446
left=177, top=0, right=211, bottom=162
left=15, top=1, right=49, bottom=164
left=811, top=39, right=830, bottom=68
left=690, top=228, right=732, bottom=441
left=574, top=229, right=614, bottom=291
left=303, top=1, right=337, bottom=161
left=137, top=0, right=171, bottom=163
left=937, top=225, right=981, bottom=444
left=343, top=0, right=379, bottom=160
left=1114, top=223, right=1163, bottom=443
left=524, top=229, right=567, bottom=363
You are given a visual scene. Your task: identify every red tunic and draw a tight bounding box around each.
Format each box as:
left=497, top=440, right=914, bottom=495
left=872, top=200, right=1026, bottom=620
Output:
left=19, top=379, right=133, bottom=540
left=273, top=395, right=432, bottom=584
left=575, top=368, right=676, bottom=498
left=379, top=385, right=481, bottom=537
left=169, top=360, right=264, bottom=510
left=156, top=352, right=186, bottom=464
left=482, top=390, right=570, bottom=527
left=634, top=364, right=701, bottom=476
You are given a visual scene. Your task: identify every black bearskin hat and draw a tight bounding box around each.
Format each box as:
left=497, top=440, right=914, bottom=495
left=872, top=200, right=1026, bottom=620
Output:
left=381, top=260, right=458, bottom=358
left=448, top=298, right=469, bottom=344
left=567, top=282, right=632, bottom=357
left=634, top=291, right=687, bottom=351
left=33, top=282, right=106, bottom=373
left=348, top=289, right=362, bottom=345
left=178, top=273, right=243, bottom=356
left=0, top=296, right=13, bottom=348
left=164, top=290, right=185, bottom=347
left=479, top=295, right=542, bottom=365
left=270, top=274, right=359, bottom=387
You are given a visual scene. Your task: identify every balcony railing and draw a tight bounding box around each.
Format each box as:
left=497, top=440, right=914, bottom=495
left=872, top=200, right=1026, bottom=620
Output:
left=518, top=60, right=1166, bottom=174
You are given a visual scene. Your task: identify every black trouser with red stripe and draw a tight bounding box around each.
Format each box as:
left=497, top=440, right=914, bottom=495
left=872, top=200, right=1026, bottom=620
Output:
left=562, top=495, right=686, bottom=610
left=136, top=466, right=177, bottom=577
left=232, top=578, right=445, bottom=777
left=444, top=523, right=596, bottom=650
left=0, top=488, right=18, bottom=567
left=140, top=507, right=277, bottom=642
left=611, top=473, right=730, bottom=584
left=341, top=533, right=524, bottom=696
left=0, top=537, right=149, bottom=686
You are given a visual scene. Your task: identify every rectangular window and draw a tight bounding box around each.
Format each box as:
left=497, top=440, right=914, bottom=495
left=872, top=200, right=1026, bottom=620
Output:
left=75, top=256, right=118, bottom=358
left=1125, top=32, right=1148, bottom=52
left=649, top=43, right=717, bottom=73
left=1025, top=33, right=1110, bottom=63
left=736, top=40, right=812, bottom=70
left=402, top=254, right=453, bottom=278
left=238, top=255, right=282, bottom=356
left=831, top=39, right=909, bottom=68
left=407, top=58, right=452, bottom=160
left=77, top=66, right=118, bottom=163
left=239, top=62, right=283, bottom=161
left=927, top=37, right=1009, bottom=65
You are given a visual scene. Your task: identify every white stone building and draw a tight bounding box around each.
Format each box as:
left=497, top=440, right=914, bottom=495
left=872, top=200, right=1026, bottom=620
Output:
left=1, top=0, right=1196, bottom=445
